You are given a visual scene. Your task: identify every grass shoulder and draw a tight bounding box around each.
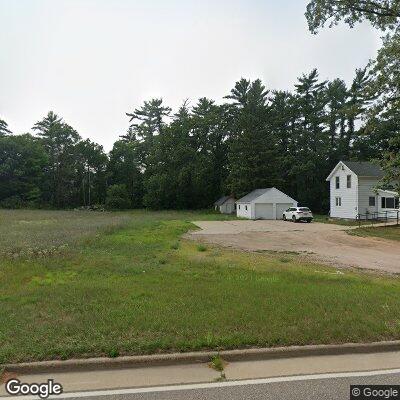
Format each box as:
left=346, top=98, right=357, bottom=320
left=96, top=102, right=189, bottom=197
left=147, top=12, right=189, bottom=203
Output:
left=313, top=214, right=360, bottom=226
left=349, top=225, right=400, bottom=242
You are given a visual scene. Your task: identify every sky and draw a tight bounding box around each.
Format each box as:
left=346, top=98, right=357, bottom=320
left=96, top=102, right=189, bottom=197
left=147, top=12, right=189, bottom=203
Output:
left=0, top=0, right=382, bottom=151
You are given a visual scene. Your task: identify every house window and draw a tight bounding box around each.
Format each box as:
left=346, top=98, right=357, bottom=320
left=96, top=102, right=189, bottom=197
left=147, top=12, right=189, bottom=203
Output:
left=335, top=176, right=340, bottom=189
left=245, top=205, right=248, bottom=211
left=347, top=175, right=351, bottom=188
left=238, top=205, right=240, bottom=210
left=382, top=197, right=395, bottom=209
left=335, top=197, right=342, bottom=207
left=369, top=196, right=376, bottom=207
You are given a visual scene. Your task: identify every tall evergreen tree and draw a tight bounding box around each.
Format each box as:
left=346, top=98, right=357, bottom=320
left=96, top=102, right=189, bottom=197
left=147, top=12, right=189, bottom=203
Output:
left=142, top=101, right=195, bottom=209
left=190, top=98, right=229, bottom=207
left=75, top=139, right=108, bottom=206
left=343, top=68, right=370, bottom=156
left=32, top=112, right=81, bottom=207
left=293, top=69, right=329, bottom=210
left=108, top=139, right=143, bottom=208
left=126, top=98, right=172, bottom=172
left=226, top=79, right=281, bottom=198
left=269, top=91, right=300, bottom=196
left=126, top=98, right=171, bottom=139
left=0, top=119, right=12, bottom=136
left=325, top=78, right=348, bottom=161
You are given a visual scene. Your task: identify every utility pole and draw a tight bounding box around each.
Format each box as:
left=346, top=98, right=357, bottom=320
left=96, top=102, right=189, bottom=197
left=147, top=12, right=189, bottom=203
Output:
left=87, top=164, right=91, bottom=207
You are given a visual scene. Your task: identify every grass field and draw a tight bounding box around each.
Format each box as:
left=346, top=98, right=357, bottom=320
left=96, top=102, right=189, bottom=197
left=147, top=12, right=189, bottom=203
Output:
left=1, top=209, right=400, bottom=364
left=349, top=225, right=400, bottom=241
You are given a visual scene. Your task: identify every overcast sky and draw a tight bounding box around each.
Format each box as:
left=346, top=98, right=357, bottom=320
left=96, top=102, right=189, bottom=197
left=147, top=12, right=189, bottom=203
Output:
left=0, top=0, right=382, bottom=151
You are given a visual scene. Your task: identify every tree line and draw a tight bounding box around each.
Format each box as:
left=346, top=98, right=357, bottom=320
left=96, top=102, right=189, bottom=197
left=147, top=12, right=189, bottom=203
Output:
left=0, top=0, right=399, bottom=212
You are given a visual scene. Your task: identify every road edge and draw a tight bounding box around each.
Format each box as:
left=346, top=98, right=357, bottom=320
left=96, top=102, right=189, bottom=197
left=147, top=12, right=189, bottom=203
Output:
left=3, top=341, right=400, bottom=374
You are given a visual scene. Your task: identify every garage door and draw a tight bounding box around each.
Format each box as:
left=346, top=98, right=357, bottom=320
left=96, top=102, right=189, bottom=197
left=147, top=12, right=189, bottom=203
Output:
left=255, top=203, right=274, bottom=219
left=276, top=203, right=293, bottom=220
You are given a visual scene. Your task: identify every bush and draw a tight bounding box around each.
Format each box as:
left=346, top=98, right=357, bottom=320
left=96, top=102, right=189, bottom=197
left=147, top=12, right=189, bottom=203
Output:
left=197, top=244, right=207, bottom=252
left=107, top=349, right=120, bottom=358
left=0, top=196, right=24, bottom=209
left=105, top=184, right=131, bottom=210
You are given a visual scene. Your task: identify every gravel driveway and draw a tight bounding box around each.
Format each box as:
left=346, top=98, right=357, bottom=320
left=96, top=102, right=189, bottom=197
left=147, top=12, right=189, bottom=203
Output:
left=188, top=220, right=400, bottom=274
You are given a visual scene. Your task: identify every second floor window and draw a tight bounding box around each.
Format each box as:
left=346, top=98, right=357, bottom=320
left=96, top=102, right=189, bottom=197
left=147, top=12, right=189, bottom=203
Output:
left=335, top=176, right=340, bottom=189
left=347, top=175, right=351, bottom=188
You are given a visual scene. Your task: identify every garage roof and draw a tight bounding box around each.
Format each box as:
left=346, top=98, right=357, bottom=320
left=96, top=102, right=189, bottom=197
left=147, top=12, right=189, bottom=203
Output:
left=236, top=188, right=272, bottom=203
left=214, top=195, right=234, bottom=206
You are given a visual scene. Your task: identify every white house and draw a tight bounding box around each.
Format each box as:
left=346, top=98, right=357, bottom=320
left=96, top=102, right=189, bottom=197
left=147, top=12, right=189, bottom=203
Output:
left=236, top=188, right=297, bottom=220
left=214, top=196, right=236, bottom=214
left=326, top=161, right=399, bottom=219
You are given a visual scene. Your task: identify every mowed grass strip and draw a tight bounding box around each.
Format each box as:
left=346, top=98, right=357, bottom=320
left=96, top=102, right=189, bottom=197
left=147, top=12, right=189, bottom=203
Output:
left=1, top=210, right=400, bottom=364
left=349, top=225, right=400, bottom=241
left=313, top=214, right=360, bottom=226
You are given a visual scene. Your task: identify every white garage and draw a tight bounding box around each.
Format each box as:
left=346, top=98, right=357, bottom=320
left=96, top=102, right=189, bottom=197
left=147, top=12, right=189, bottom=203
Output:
left=255, top=203, right=273, bottom=219
left=236, top=188, right=298, bottom=220
left=276, top=203, right=294, bottom=218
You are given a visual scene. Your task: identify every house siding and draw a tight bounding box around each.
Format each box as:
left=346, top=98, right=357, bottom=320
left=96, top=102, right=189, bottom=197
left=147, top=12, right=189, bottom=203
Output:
left=219, top=198, right=236, bottom=214
left=329, top=165, right=358, bottom=219
left=358, top=177, right=379, bottom=215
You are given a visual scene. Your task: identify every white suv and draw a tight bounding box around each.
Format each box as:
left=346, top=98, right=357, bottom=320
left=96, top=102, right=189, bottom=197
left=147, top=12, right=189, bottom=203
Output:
left=283, top=207, right=313, bottom=223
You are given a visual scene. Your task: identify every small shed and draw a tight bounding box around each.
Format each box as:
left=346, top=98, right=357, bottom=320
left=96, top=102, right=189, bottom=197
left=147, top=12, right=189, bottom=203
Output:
left=236, top=188, right=297, bottom=220
left=214, top=196, right=236, bottom=214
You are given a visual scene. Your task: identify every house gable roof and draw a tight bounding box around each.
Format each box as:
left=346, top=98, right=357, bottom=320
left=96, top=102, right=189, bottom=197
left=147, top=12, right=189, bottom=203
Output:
left=214, top=195, right=234, bottom=206
left=326, top=161, right=384, bottom=181
left=343, top=161, right=384, bottom=178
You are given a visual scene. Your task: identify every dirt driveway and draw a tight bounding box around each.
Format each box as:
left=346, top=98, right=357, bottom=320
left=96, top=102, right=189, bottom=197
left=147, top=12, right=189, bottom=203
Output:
left=188, top=220, right=400, bottom=274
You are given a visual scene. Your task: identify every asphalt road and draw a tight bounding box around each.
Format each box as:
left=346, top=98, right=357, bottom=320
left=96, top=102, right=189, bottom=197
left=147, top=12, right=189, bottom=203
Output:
left=65, top=371, right=400, bottom=400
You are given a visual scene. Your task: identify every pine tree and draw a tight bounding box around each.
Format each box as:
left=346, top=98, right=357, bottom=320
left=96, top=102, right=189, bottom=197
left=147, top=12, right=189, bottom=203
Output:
left=325, top=78, right=348, bottom=160
left=0, top=119, right=12, bottom=136
left=226, top=79, right=281, bottom=197
left=32, top=112, right=81, bottom=207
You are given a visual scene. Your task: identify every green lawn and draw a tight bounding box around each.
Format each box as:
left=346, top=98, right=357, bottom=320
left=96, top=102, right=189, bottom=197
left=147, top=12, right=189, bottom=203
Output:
left=349, top=225, right=400, bottom=241
left=1, top=209, right=400, bottom=364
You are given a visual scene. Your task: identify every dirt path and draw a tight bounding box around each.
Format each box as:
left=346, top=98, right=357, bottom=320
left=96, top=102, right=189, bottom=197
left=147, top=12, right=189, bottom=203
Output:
left=188, top=221, right=400, bottom=274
